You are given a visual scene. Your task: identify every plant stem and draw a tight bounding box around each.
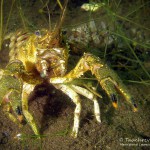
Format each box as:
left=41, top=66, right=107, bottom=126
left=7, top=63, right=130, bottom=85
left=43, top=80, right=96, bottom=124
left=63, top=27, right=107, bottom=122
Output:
left=3, top=0, right=15, bottom=37
left=57, top=0, right=63, bottom=10
left=0, top=0, right=3, bottom=50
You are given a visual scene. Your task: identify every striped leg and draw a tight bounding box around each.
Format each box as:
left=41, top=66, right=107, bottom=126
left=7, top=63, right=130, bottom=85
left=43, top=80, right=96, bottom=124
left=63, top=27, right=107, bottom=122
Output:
left=22, top=83, right=40, bottom=137
left=70, top=85, right=101, bottom=123
left=55, top=84, right=81, bottom=138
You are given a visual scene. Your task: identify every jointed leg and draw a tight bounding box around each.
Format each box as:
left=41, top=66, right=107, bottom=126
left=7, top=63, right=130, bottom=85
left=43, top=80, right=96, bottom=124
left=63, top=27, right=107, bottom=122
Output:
left=70, top=85, right=101, bottom=123
left=2, top=89, right=25, bottom=127
left=50, top=53, right=104, bottom=84
left=54, top=84, right=81, bottom=138
left=22, top=83, right=40, bottom=136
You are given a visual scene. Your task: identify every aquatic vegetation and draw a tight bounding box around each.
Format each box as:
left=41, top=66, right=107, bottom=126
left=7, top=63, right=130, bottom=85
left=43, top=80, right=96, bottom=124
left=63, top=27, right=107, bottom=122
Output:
left=0, top=0, right=3, bottom=50
left=0, top=0, right=15, bottom=50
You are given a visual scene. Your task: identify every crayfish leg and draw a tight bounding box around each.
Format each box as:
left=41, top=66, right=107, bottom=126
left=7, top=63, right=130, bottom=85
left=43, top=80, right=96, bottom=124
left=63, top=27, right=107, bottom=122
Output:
left=54, top=84, right=81, bottom=138
left=70, top=85, right=101, bottom=123
left=22, top=83, right=40, bottom=137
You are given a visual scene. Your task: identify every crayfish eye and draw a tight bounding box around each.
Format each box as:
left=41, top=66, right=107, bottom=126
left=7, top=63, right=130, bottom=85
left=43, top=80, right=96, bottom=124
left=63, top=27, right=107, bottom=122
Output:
left=35, top=30, right=41, bottom=37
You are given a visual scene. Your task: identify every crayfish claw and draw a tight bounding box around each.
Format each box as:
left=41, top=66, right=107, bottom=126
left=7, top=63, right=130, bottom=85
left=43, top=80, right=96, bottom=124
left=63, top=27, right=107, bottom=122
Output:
left=110, top=94, right=118, bottom=108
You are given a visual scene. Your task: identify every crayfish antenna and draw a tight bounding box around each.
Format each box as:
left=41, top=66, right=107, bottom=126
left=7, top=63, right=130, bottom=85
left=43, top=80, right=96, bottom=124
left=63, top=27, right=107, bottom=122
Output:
left=52, top=0, right=68, bottom=38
